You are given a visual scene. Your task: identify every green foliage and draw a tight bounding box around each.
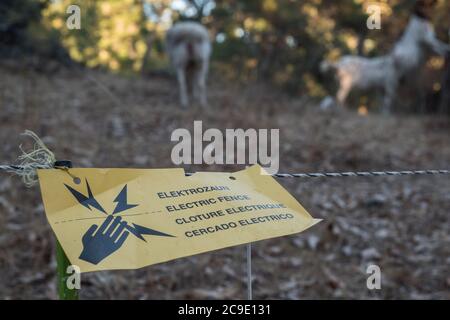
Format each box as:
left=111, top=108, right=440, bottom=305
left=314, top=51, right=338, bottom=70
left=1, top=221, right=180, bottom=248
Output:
left=3, top=0, right=449, bottom=98
left=210, top=0, right=333, bottom=95
left=0, top=0, right=72, bottom=61
left=44, top=0, right=149, bottom=72
left=0, top=0, right=48, bottom=46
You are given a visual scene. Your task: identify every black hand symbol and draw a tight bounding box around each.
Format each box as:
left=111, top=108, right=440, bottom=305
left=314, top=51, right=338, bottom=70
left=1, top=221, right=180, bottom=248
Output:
left=79, top=215, right=130, bottom=265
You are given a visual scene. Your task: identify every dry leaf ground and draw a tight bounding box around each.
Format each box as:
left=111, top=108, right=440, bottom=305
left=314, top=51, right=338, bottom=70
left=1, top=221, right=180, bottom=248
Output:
left=0, top=61, right=449, bottom=299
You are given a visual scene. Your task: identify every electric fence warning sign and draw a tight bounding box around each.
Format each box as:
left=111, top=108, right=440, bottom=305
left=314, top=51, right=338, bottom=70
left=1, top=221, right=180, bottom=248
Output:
left=37, top=165, right=321, bottom=272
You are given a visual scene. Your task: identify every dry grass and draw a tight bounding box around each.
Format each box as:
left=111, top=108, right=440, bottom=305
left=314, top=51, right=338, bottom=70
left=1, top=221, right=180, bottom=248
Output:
left=0, top=61, right=449, bottom=299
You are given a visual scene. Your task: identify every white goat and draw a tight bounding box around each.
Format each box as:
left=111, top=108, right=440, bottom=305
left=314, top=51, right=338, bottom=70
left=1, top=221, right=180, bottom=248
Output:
left=321, top=12, right=450, bottom=113
left=165, top=21, right=211, bottom=108
left=320, top=55, right=396, bottom=112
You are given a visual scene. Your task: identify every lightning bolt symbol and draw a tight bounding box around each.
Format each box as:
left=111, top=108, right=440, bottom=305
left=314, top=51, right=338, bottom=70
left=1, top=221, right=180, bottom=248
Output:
left=125, top=223, right=174, bottom=242
left=112, top=185, right=138, bottom=214
left=66, top=181, right=175, bottom=241
left=65, top=180, right=106, bottom=214
left=111, top=185, right=173, bottom=240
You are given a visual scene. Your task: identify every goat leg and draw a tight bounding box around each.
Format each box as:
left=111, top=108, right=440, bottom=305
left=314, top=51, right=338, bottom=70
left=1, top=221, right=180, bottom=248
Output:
left=177, top=68, right=189, bottom=108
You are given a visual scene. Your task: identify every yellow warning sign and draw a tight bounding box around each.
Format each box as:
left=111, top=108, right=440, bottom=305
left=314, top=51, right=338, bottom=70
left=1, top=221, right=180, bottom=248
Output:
left=37, top=165, right=321, bottom=272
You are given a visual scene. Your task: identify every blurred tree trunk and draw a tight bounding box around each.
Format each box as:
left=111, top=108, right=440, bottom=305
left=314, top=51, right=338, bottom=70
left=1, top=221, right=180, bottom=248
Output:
left=186, top=0, right=212, bottom=21
left=141, top=34, right=154, bottom=74
left=357, top=33, right=366, bottom=56
left=439, top=53, right=450, bottom=114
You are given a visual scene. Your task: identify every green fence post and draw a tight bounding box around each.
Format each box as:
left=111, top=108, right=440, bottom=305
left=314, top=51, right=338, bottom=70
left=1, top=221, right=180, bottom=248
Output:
left=54, top=160, right=79, bottom=300
left=56, top=240, right=79, bottom=300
